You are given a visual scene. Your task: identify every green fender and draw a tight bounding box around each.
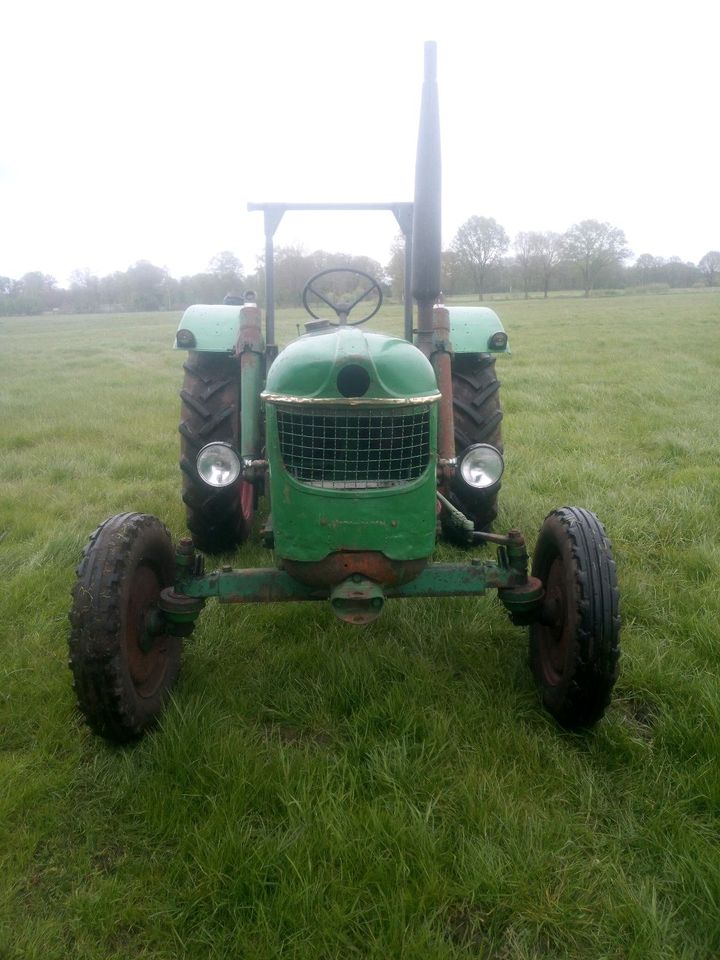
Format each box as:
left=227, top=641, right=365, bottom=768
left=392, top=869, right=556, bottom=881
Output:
left=447, top=306, right=510, bottom=355
left=175, top=304, right=245, bottom=352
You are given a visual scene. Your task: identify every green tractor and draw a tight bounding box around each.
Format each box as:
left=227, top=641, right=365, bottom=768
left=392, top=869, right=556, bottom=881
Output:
left=69, top=43, right=620, bottom=743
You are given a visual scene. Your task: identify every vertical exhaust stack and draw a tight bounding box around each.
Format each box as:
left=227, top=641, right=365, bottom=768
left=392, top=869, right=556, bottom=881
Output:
left=411, top=41, right=456, bottom=469
left=412, top=40, right=442, bottom=356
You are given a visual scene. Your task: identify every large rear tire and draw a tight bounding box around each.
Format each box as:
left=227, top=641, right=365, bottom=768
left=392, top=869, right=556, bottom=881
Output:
left=69, top=513, right=181, bottom=743
left=530, top=507, right=621, bottom=729
left=447, top=353, right=503, bottom=534
left=179, top=352, right=253, bottom=554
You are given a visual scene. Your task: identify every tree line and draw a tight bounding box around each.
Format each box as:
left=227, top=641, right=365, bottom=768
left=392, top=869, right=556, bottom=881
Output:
left=438, top=218, right=719, bottom=301
left=1, top=224, right=718, bottom=316
left=386, top=219, right=717, bottom=302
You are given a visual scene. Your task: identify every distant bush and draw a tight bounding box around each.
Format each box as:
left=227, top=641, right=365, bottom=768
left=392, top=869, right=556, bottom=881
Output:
left=624, top=283, right=671, bottom=295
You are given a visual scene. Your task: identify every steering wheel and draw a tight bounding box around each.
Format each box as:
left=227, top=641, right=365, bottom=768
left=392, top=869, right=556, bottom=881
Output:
left=302, top=268, right=383, bottom=326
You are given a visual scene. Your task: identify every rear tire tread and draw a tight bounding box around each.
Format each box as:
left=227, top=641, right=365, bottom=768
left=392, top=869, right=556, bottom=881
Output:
left=179, top=352, right=250, bottom=553
left=447, top=353, right=504, bottom=535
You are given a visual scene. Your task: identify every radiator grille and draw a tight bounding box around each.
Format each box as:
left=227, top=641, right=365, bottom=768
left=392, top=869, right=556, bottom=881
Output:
left=276, top=404, right=431, bottom=488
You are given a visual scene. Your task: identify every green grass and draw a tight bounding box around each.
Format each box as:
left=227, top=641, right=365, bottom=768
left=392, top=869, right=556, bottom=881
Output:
left=1, top=291, right=720, bottom=958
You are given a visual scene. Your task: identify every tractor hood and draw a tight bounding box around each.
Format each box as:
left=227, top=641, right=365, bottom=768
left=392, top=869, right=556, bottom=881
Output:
left=262, top=327, right=440, bottom=403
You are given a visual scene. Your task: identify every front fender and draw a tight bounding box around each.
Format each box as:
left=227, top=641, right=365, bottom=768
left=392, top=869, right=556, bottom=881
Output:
left=447, top=306, right=510, bottom=355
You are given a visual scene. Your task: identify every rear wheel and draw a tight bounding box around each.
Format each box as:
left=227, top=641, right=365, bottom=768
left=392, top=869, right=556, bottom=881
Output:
left=179, top=352, right=253, bottom=553
left=446, top=354, right=503, bottom=535
left=530, top=507, right=621, bottom=728
left=69, top=513, right=181, bottom=743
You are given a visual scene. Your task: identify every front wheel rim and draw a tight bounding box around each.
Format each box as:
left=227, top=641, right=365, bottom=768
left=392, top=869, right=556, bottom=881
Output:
left=538, top=556, right=569, bottom=685
left=126, top=563, right=170, bottom=698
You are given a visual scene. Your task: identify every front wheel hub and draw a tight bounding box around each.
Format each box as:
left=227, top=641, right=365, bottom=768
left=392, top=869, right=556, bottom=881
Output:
left=497, top=576, right=545, bottom=626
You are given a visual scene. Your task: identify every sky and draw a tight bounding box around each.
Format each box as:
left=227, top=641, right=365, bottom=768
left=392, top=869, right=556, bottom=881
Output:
left=2, top=0, right=718, bottom=287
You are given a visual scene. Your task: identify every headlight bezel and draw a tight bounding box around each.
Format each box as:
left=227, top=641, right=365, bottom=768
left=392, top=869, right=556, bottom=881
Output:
left=196, top=441, right=242, bottom=488
left=458, top=443, right=504, bottom=490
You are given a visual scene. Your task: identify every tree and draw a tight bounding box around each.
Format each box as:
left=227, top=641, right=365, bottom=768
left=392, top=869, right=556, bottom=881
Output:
left=385, top=235, right=406, bottom=301
left=698, top=251, right=720, bottom=287
left=514, top=232, right=536, bottom=299
left=662, top=257, right=700, bottom=289
left=69, top=269, right=101, bottom=313
left=533, top=232, right=564, bottom=298
left=563, top=220, right=631, bottom=296
left=633, top=254, right=661, bottom=286
left=207, top=251, right=244, bottom=301
left=451, top=216, right=509, bottom=301
left=441, top=249, right=473, bottom=296
left=208, top=251, right=243, bottom=280
left=125, top=260, right=168, bottom=311
left=13, top=272, right=58, bottom=314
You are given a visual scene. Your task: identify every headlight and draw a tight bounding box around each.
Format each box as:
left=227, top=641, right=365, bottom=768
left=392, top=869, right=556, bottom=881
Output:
left=488, top=331, right=508, bottom=350
left=175, top=328, right=196, bottom=348
left=459, top=443, right=504, bottom=489
left=196, top=442, right=241, bottom=487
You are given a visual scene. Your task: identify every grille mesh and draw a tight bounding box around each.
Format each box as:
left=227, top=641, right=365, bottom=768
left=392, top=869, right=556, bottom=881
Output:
left=276, top=404, right=431, bottom=488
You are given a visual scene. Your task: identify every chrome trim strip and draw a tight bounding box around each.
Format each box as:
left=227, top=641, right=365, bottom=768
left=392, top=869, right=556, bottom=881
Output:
left=261, top=392, right=441, bottom=406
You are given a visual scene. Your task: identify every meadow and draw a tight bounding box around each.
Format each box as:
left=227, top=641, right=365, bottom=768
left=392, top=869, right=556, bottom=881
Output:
left=1, top=290, right=719, bottom=958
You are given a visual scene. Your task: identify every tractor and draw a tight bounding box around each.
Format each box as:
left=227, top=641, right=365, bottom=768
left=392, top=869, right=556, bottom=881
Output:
left=69, top=43, right=620, bottom=743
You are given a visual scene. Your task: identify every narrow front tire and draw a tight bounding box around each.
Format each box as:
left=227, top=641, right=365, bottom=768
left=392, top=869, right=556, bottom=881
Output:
left=69, top=513, right=181, bottom=743
left=529, top=507, right=620, bottom=729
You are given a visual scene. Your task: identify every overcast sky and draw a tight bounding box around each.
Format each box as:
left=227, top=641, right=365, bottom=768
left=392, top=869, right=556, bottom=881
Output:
left=2, top=0, right=718, bottom=287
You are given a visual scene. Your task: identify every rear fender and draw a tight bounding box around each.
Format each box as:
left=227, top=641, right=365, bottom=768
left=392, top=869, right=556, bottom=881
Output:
left=447, top=306, right=510, bottom=355
left=175, top=304, right=244, bottom=352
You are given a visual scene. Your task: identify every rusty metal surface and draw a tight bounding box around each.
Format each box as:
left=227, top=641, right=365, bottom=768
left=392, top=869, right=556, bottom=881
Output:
left=282, top=552, right=427, bottom=588
left=126, top=564, right=167, bottom=694
left=237, top=304, right=264, bottom=462
left=330, top=576, right=385, bottom=625
left=236, top=303, right=263, bottom=353
left=415, top=302, right=435, bottom=358
left=385, top=561, right=513, bottom=597
left=497, top=576, right=545, bottom=626
left=177, top=560, right=536, bottom=607
left=179, top=567, right=326, bottom=604
left=431, top=304, right=457, bottom=486
left=473, top=530, right=524, bottom=547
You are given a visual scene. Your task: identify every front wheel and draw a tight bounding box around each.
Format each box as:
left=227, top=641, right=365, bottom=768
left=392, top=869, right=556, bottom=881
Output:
left=69, top=513, right=182, bottom=743
left=530, top=507, right=620, bottom=728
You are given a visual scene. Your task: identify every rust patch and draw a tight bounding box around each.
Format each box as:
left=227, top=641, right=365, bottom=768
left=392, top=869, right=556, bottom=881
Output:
left=431, top=305, right=456, bottom=483
left=282, top=551, right=427, bottom=588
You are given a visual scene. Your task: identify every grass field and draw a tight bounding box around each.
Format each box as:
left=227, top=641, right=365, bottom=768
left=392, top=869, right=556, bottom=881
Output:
left=1, top=291, right=719, bottom=958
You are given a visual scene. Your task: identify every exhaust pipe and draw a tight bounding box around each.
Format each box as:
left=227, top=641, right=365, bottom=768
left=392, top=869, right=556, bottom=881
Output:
left=412, top=40, right=442, bottom=356
left=411, top=42, right=456, bottom=469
